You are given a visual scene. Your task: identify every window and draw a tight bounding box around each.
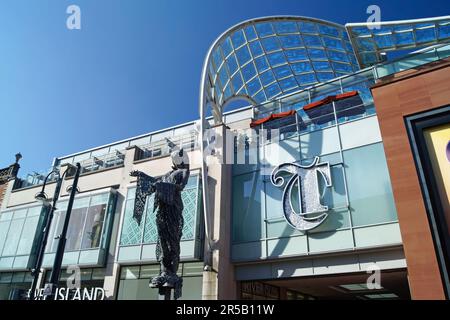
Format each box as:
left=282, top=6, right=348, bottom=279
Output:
left=45, top=193, right=114, bottom=253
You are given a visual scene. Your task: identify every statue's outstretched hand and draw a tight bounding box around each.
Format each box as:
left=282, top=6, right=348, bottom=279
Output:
left=129, top=170, right=142, bottom=177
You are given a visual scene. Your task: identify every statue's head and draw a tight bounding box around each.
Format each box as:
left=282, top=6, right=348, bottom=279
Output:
left=171, top=148, right=189, bottom=169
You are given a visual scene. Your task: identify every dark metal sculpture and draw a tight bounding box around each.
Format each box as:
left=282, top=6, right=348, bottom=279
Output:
left=130, top=148, right=190, bottom=300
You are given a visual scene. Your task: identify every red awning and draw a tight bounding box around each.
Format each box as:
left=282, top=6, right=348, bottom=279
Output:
left=250, top=110, right=297, bottom=128
left=303, top=91, right=359, bottom=111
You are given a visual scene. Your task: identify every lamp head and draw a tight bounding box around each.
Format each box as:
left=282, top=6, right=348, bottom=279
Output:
left=34, top=190, right=48, bottom=202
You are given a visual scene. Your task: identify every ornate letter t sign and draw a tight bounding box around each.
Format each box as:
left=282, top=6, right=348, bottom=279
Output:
left=271, top=157, right=332, bottom=231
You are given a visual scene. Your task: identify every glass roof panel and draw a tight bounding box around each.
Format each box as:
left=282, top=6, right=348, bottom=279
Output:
left=415, top=27, right=436, bottom=43
left=298, top=21, right=318, bottom=34
left=226, top=54, right=239, bottom=75
left=255, top=22, right=275, bottom=37
left=231, top=29, right=246, bottom=49
left=394, top=31, right=415, bottom=46
left=231, top=72, right=244, bottom=92
left=279, top=35, right=303, bottom=48
left=374, top=33, right=394, bottom=49
left=313, top=61, right=332, bottom=71
left=296, top=73, right=317, bottom=85
left=272, top=65, right=292, bottom=79
left=278, top=76, right=298, bottom=92
left=438, top=21, right=450, bottom=39
left=254, top=90, right=266, bottom=103
left=346, top=16, right=450, bottom=67
left=242, top=62, right=257, bottom=82
left=254, top=56, right=270, bottom=73
left=236, top=45, right=252, bottom=66
left=267, top=51, right=286, bottom=67
left=261, top=36, right=281, bottom=52
left=291, top=61, right=313, bottom=74
left=302, top=34, right=323, bottom=47
left=205, top=17, right=361, bottom=113
left=221, top=37, right=233, bottom=57
left=244, top=25, right=258, bottom=41
left=308, top=48, right=327, bottom=60
left=275, top=21, right=298, bottom=34
left=259, top=69, right=276, bottom=86
left=285, top=48, right=308, bottom=62
left=249, top=40, right=264, bottom=57
left=265, top=82, right=282, bottom=98
left=247, top=77, right=262, bottom=95
left=323, top=36, right=345, bottom=51
left=318, top=24, right=340, bottom=37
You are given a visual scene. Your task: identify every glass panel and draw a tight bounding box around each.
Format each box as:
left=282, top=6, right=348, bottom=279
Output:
left=0, top=211, right=13, bottom=221
left=249, top=41, right=263, bottom=57
left=313, top=61, right=332, bottom=71
left=273, top=65, right=292, bottom=79
left=374, top=34, right=394, bottom=49
left=265, top=82, right=282, bottom=98
left=16, top=215, right=39, bottom=255
left=0, top=221, right=11, bottom=255
left=298, top=21, right=317, bottom=34
left=438, top=22, right=450, bottom=39
left=244, top=25, right=257, bottom=41
left=308, top=48, right=327, bottom=60
left=232, top=172, right=264, bottom=242
left=318, top=24, right=340, bottom=37
left=231, top=72, right=244, bottom=92
left=120, top=200, right=144, bottom=246
left=231, top=29, right=246, bottom=49
left=415, top=27, right=436, bottom=43
left=27, top=206, right=42, bottom=217
left=120, top=266, right=140, bottom=280
left=259, top=70, right=276, bottom=86
left=394, top=31, right=415, bottom=45
left=291, top=61, right=313, bottom=74
left=267, top=51, right=286, bottom=67
left=323, top=36, right=344, bottom=51
left=302, top=34, right=322, bottom=47
left=275, top=21, right=298, bottom=34
left=221, top=37, right=233, bottom=57
left=81, top=202, right=107, bottom=249
left=13, top=209, right=27, bottom=220
left=328, top=50, right=349, bottom=63
left=344, top=143, right=397, bottom=226
left=247, top=77, right=262, bottom=96
left=2, top=219, right=24, bottom=256
left=278, top=77, right=298, bottom=92
left=226, top=54, right=238, bottom=75
left=242, top=62, right=257, bottom=82
left=255, top=23, right=274, bottom=37
left=65, top=206, right=88, bottom=251
left=316, top=72, right=335, bottom=82
left=332, top=62, right=352, bottom=73
left=279, top=35, right=302, bottom=48
left=296, top=73, right=317, bottom=84
left=285, top=48, right=307, bottom=62
left=236, top=45, right=251, bottom=66
left=261, top=37, right=280, bottom=53
left=254, top=56, right=269, bottom=73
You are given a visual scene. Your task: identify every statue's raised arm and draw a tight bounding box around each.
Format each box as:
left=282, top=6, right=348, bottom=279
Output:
left=129, top=170, right=158, bottom=225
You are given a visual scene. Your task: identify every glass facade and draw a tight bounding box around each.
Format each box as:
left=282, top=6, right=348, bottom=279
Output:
left=346, top=16, right=450, bottom=67
left=0, top=206, right=47, bottom=270
left=117, top=173, right=203, bottom=263
left=231, top=86, right=399, bottom=260
left=206, top=17, right=359, bottom=107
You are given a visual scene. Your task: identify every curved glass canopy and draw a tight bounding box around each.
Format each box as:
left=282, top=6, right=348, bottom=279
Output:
left=346, top=15, right=450, bottom=67
left=201, top=16, right=359, bottom=123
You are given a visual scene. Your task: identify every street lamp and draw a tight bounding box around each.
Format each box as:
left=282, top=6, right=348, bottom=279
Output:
left=28, top=162, right=81, bottom=300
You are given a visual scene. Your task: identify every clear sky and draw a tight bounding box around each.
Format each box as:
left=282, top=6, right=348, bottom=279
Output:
left=0, top=0, right=448, bottom=176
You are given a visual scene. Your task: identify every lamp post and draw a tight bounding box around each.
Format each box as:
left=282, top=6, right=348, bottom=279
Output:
left=28, top=163, right=81, bottom=300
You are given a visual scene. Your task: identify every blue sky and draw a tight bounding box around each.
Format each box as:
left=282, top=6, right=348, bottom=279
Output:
left=0, top=0, right=448, bottom=176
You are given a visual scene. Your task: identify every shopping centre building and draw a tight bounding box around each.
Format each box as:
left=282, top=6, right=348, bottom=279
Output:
left=0, top=15, right=449, bottom=300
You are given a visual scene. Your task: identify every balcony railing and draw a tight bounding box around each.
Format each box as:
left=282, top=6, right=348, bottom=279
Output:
left=134, top=132, right=198, bottom=161
left=78, top=150, right=125, bottom=174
